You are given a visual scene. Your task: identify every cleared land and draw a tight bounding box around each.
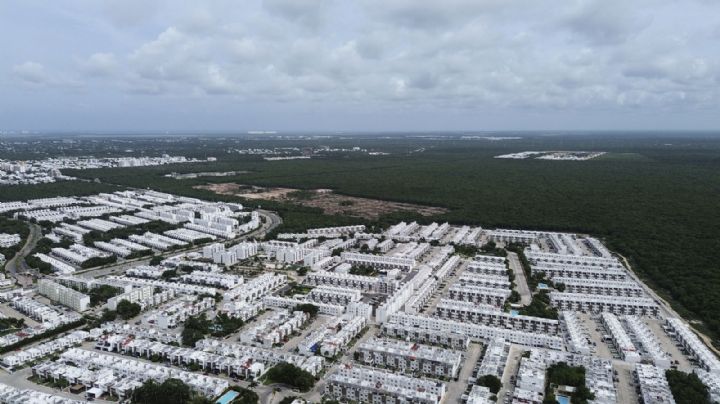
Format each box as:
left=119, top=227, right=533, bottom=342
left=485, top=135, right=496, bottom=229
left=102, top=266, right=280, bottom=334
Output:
left=197, top=183, right=447, bottom=219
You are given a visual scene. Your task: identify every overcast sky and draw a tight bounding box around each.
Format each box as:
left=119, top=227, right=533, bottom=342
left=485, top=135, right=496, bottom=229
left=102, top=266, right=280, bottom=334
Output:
left=1, top=0, right=719, bottom=132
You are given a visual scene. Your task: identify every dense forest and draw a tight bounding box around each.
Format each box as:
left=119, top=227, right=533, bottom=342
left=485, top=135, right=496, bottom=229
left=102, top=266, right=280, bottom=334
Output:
left=3, top=133, right=720, bottom=344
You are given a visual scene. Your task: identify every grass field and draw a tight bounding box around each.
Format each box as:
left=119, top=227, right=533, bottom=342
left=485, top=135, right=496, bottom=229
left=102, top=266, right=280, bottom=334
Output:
left=4, top=133, right=720, bottom=344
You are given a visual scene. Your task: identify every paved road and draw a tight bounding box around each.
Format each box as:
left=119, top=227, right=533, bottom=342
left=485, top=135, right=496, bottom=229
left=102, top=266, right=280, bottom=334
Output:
left=5, top=223, right=42, bottom=286
left=613, top=360, right=640, bottom=404
left=506, top=252, right=532, bottom=305
left=444, top=342, right=483, bottom=404
left=496, top=344, right=524, bottom=403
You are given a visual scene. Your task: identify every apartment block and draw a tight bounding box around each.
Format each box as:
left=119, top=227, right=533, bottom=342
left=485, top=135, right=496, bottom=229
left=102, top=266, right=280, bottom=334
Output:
left=38, top=279, right=90, bottom=312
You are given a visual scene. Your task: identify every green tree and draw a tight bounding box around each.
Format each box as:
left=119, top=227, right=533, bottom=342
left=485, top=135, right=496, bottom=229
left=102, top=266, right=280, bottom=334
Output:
left=292, top=303, right=319, bottom=317
left=476, top=375, right=502, bottom=394
left=263, top=362, right=315, bottom=392
left=116, top=300, right=142, bottom=320
left=666, top=369, right=711, bottom=404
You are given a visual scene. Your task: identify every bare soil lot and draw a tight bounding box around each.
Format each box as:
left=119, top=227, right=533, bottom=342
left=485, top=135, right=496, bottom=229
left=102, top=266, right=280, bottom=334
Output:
left=196, top=183, right=447, bottom=219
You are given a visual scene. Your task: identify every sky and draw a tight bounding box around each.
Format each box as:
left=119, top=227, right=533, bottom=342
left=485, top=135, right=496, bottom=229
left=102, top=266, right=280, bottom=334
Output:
left=1, top=0, right=719, bottom=132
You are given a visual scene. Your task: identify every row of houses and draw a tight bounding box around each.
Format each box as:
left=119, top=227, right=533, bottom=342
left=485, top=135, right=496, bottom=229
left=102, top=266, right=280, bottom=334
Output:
left=324, top=363, right=447, bottom=404
left=387, top=313, right=563, bottom=350
left=635, top=363, right=676, bottom=404
left=58, top=347, right=228, bottom=399
left=1, top=330, right=90, bottom=368
left=550, top=292, right=658, bottom=316
left=239, top=310, right=309, bottom=347
left=512, top=349, right=616, bottom=404
left=665, top=317, right=720, bottom=374
left=355, top=337, right=463, bottom=379
left=435, top=299, right=559, bottom=334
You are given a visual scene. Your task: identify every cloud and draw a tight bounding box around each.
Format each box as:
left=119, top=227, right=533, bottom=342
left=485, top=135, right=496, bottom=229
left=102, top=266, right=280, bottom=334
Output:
left=561, top=0, right=652, bottom=45
left=12, top=62, right=50, bottom=85
left=3, top=0, right=720, bottom=130
left=81, top=53, right=118, bottom=77
left=262, top=0, right=334, bottom=28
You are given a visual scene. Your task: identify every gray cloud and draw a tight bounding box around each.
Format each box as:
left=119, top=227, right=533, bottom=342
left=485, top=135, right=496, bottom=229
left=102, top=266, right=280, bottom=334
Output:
left=1, top=0, right=720, bottom=130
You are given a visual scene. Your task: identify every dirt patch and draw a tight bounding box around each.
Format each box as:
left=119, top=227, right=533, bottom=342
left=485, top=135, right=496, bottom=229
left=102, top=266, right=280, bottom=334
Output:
left=196, top=183, right=448, bottom=219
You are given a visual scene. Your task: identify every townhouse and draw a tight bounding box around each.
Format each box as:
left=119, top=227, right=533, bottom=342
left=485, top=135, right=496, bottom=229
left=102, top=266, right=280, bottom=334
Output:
left=304, top=270, right=386, bottom=293
left=551, top=277, right=644, bottom=297
left=0, top=382, right=86, bottom=404
left=475, top=338, right=511, bottom=379
left=181, top=270, right=243, bottom=289
left=387, top=313, right=563, bottom=349
left=560, top=311, right=592, bottom=355
left=665, top=317, right=720, bottom=374
left=512, top=349, right=616, bottom=404
left=1, top=330, right=89, bottom=368
left=435, top=299, right=559, bottom=334
left=485, top=229, right=538, bottom=244
left=550, top=292, right=658, bottom=316
left=635, top=364, right=676, bottom=404
left=106, top=285, right=155, bottom=310
left=108, top=275, right=217, bottom=296
left=0, top=233, right=21, bottom=248
left=240, top=310, right=309, bottom=347
left=307, top=225, right=365, bottom=236
left=531, top=264, right=627, bottom=281
left=196, top=338, right=325, bottom=376
left=263, top=296, right=345, bottom=317
left=59, top=348, right=228, bottom=399
left=341, top=251, right=417, bottom=271
left=356, top=337, right=463, bottom=378
left=600, top=313, right=641, bottom=363
left=447, top=283, right=510, bottom=307
left=224, top=272, right=286, bottom=303
left=164, top=228, right=217, bottom=243
left=623, top=316, right=671, bottom=368
left=457, top=273, right=511, bottom=290
left=324, top=363, right=447, bottom=404
left=153, top=297, right=215, bottom=329
left=306, top=285, right=362, bottom=305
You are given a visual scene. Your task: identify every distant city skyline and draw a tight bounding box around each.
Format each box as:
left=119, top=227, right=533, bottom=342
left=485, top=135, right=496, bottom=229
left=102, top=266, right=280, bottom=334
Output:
left=2, top=0, right=720, bottom=131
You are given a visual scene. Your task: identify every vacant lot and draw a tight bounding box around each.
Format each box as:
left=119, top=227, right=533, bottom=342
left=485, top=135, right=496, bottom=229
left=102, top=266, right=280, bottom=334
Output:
left=197, top=183, right=447, bottom=219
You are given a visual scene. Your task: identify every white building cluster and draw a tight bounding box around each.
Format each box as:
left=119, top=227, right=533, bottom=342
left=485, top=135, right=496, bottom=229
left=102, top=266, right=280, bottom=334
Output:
left=512, top=349, right=616, bottom=404
left=38, top=278, right=91, bottom=312
left=635, top=363, right=676, bottom=404
left=324, top=363, right=447, bottom=404
left=0, top=233, right=21, bottom=248
left=600, top=312, right=641, bottom=363
left=298, top=315, right=367, bottom=357
left=240, top=309, right=309, bottom=347
left=356, top=337, right=463, bottom=378
left=58, top=347, right=228, bottom=399
left=1, top=330, right=89, bottom=368
left=202, top=242, right=259, bottom=265
left=0, top=382, right=85, bottom=403
left=387, top=313, right=563, bottom=349
left=181, top=270, right=243, bottom=289
left=665, top=317, right=720, bottom=374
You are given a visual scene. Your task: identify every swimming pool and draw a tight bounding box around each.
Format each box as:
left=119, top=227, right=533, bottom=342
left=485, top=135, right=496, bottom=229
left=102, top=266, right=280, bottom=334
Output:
left=556, top=395, right=571, bottom=404
left=216, top=390, right=239, bottom=404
